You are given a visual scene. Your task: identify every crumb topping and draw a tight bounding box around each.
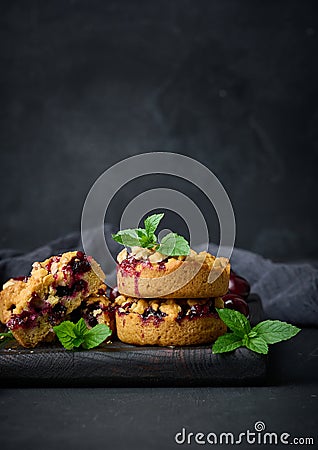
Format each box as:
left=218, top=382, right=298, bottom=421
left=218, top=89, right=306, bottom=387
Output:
left=115, top=295, right=224, bottom=321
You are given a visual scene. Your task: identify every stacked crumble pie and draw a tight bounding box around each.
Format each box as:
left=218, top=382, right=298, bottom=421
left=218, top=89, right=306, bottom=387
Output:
left=114, top=246, right=230, bottom=346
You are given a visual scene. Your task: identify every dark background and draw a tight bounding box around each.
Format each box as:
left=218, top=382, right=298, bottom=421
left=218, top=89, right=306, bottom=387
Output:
left=1, top=0, right=317, bottom=261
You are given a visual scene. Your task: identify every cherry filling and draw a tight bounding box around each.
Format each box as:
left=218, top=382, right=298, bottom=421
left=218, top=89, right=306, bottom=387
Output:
left=45, top=255, right=61, bottom=272
left=6, top=292, right=66, bottom=330
left=83, top=299, right=115, bottom=328
left=12, top=276, right=29, bottom=283
left=109, top=286, right=119, bottom=301
left=48, top=304, right=67, bottom=325
left=7, top=310, right=39, bottom=330
left=62, top=252, right=91, bottom=284
left=7, top=300, right=68, bottom=330
left=118, top=256, right=152, bottom=276
left=157, top=261, right=167, bottom=270
left=55, top=279, right=88, bottom=298
left=70, top=251, right=91, bottom=275
left=176, top=299, right=217, bottom=322
left=141, top=307, right=167, bottom=326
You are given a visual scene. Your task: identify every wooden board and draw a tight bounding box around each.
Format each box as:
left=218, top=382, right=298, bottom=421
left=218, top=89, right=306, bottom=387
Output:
left=0, top=294, right=267, bottom=387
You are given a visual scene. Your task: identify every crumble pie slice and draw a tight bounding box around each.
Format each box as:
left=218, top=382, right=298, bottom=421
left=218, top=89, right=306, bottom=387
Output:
left=0, top=251, right=106, bottom=348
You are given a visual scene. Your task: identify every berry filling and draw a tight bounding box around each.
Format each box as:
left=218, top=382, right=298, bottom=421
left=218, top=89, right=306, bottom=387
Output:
left=118, top=256, right=154, bottom=276
left=69, top=251, right=91, bottom=275
left=176, top=299, right=217, bottom=322
left=6, top=292, right=67, bottom=330
left=45, top=255, right=61, bottom=272
left=12, top=276, right=29, bottom=283
left=157, top=261, right=166, bottom=270
left=82, top=301, right=105, bottom=327
left=109, top=286, right=119, bottom=301
left=7, top=301, right=68, bottom=330
left=48, top=304, right=67, bottom=325
left=7, top=310, right=39, bottom=330
left=55, top=279, right=88, bottom=298
left=141, top=307, right=167, bottom=326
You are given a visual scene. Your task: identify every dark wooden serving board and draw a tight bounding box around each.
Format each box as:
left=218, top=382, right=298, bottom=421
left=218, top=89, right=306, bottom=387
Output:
left=0, top=294, right=267, bottom=387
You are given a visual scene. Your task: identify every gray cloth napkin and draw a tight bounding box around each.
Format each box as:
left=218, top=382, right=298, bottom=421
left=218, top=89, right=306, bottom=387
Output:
left=0, top=230, right=317, bottom=326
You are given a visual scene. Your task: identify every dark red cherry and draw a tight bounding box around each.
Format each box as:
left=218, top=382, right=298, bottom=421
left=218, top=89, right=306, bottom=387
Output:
left=229, top=272, right=250, bottom=299
left=223, top=294, right=249, bottom=317
left=109, top=287, right=119, bottom=302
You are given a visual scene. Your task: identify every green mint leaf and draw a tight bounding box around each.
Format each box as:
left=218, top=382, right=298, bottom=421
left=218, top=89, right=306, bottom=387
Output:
left=53, top=321, right=77, bottom=350
left=212, top=333, right=243, bottom=354
left=0, top=331, right=13, bottom=339
left=144, top=213, right=164, bottom=237
left=54, top=319, right=111, bottom=350
left=251, top=320, right=301, bottom=344
left=245, top=336, right=269, bottom=354
left=72, top=337, right=84, bottom=348
left=216, top=308, right=251, bottom=337
left=137, top=228, right=157, bottom=249
left=0, top=330, right=15, bottom=347
left=158, top=233, right=190, bottom=256
left=74, top=318, right=89, bottom=337
left=248, top=331, right=258, bottom=338
left=112, top=229, right=143, bottom=247
left=82, top=323, right=112, bottom=349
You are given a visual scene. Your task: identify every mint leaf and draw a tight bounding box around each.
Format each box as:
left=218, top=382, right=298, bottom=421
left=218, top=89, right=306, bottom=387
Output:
left=213, top=308, right=301, bottom=355
left=0, top=330, right=14, bottom=346
left=112, top=229, right=143, bottom=247
left=158, top=233, right=190, bottom=256
left=0, top=331, right=13, bottom=339
left=245, top=336, right=268, bottom=354
left=216, top=308, right=251, bottom=337
left=53, top=321, right=77, bottom=350
left=112, top=227, right=158, bottom=249
left=74, top=318, right=88, bottom=336
left=251, top=320, right=300, bottom=344
left=54, top=319, right=111, bottom=350
left=144, top=213, right=164, bottom=237
left=82, top=323, right=112, bottom=349
left=72, top=337, right=84, bottom=348
left=112, top=213, right=190, bottom=255
left=137, top=228, right=157, bottom=249
left=212, top=333, right=242, bottom=354
left=74, top=318, right=89, bottom=337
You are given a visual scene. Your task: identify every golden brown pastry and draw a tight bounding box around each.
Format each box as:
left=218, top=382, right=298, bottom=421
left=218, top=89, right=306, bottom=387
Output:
left=0, top=251, right=105, bottom=347
left=116, top=247, right=230, bottom=299
left=114, top=295, right=227, bottom=346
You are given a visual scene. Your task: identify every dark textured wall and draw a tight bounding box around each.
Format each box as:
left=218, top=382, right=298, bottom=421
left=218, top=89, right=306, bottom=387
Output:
left=0, top=1, right=317, bottom=260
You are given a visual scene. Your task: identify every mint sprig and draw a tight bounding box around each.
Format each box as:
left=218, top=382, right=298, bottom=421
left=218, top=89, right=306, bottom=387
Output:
left=157, top=232, right=190, bottom=257
left=213, top=308, right=300, bottom=355
left=112, top=213, right=190, bottom=256
left=53, top=318, right=112, bottom=350
left=0, top=330, right=14, bottom=343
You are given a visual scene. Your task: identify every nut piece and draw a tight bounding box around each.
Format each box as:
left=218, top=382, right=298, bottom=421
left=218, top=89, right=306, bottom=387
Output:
left=148, top=252, right=166, bottom=263
left=159, top=300, right=181, bottom=318
left=149, top=300, right=160, bottom=311
left=3, top=279, right=17, bottom=290
left=130, top=246, right=153, bottom=260
left=131, top=299, right=148, bottom=314
left=117, top=249, right=128, bottom=264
